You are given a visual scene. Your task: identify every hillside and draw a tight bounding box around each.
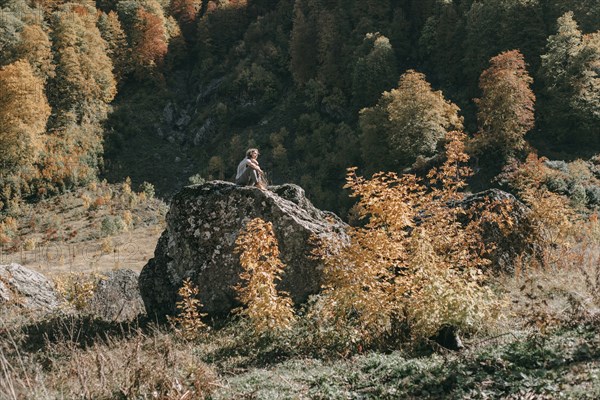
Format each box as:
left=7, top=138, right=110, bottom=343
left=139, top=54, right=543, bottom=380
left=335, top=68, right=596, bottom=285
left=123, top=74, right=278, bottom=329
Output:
left=0, top=180, right=166, bottom=276
left=2, top=0, right=600, bottom=398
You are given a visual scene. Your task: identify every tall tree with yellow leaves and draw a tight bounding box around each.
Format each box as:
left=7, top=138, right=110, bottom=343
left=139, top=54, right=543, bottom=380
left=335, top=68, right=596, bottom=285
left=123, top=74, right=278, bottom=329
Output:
left=0, top=59, right=50, bottom=209
left=360, top=70, right=463, bottom=173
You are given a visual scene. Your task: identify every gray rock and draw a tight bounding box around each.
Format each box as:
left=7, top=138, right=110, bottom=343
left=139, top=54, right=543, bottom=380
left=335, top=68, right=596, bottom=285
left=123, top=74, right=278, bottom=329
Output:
left=193, top=118, right=213, bottom=146
left=459, top=189, right=533, bottom=272
left=0, top=263, right=59, bottom=311
left=139, top=181, right=348, bottom=318
left=163, top=101, right=174, bottom=124
left=86, top=269, right=145, bottom=322
left=175, top=112, right=191, bottom=128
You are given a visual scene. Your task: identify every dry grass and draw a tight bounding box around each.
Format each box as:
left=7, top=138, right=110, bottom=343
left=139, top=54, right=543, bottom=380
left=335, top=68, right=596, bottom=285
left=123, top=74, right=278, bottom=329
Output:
left=497, top=219, right=600, bottom=334
left=0, top=179, right=166, bottom=276
left=0, top=309, right=218, bottom=400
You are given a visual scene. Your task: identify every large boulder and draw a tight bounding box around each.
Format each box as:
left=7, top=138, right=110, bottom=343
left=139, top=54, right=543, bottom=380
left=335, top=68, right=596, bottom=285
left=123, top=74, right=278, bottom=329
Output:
left=0, top=263, right=59, bottom=311
left=85, top=269, right=145, bottom=322
left=139, top=181, right=348, bottom=318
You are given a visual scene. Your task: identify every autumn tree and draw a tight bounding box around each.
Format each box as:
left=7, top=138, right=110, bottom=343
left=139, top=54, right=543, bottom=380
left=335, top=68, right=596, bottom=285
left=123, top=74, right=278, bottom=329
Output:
left=360, top=70, right=463, bottom=173
left=40, top=4, right=116, bottom=194
left=312, top=131, right=503, bottom=345
left=14, top=24, right=54, bottom=81
left=132, top=8, right=168, bottom=74
left=0, top=59, right=49, bottom=169
left=475, top=50, right=535, bottom=160
left=117, top=0, right=170, bottom=78
left=0, top=60, right=50, bottom=208
left=170, top=0, right=201, bottom=38
left=49, top=4, right=116, bottom=126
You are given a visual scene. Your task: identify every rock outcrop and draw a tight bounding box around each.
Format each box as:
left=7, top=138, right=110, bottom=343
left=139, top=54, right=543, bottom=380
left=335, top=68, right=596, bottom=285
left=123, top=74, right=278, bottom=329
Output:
left=139, top=181, right=348, bottom=318
left=0, top=263, right=59, bottom=311
left=86, top=269, right=145, bottom=322
left=459, top=189, right=532, bottom=272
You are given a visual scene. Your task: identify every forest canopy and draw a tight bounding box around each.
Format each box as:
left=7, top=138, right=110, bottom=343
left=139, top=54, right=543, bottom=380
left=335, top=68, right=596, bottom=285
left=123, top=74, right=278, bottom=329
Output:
left=0, top=0, right=599, bottom=215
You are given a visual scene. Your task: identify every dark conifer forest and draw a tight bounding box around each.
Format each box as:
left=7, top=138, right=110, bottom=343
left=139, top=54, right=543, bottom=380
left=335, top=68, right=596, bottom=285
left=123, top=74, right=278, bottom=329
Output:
left=1, top=0, right=599, bottom=215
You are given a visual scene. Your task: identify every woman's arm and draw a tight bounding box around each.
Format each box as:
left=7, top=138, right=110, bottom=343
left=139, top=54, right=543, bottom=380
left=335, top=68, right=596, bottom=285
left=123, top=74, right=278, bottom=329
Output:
left=246, top=159, right=263, bottom=174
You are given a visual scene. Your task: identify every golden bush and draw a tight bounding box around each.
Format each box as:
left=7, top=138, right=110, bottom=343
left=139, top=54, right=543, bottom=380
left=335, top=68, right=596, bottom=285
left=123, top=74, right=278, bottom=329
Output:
left=312, top=131, right=505, bottom=344
left=54, top=272, right=105, bottom=311
left=500, top=154, right=579, bottom=265
left=234, top=218, right=296, bottom=335
left=169, top=278, right=208, bottom=341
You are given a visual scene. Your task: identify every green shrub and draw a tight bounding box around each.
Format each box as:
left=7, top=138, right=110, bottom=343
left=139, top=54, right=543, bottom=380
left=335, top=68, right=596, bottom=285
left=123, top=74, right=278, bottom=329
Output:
left=188, top=174, right=206, bottom=185
left=100, top=215, right=126, bottom=237
left=138, top=181, right=155, bottom=199
left=545, top=175, right=568, bottom=193
left=586, top=185, right=600, bottom=206
left=569, top=183, right=587, bottom=206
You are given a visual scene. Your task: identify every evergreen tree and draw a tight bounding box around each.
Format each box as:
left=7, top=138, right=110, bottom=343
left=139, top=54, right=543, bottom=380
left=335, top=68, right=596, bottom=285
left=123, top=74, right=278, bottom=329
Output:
left=289, top=0, right=318, bottom=85
left=540, top=0, right=600, bottom=34
left=351, top=33, right=397, bottom=109
left=418, top=1, right=464, bottom=87
left=0, top=8, right=24, bottom=66
left=316, top=9, right=345, bottom=89
left=389, top=7, right=411, bottom=68
left=475, top=50, right=535, bottom=159
left=463, top=0, right=545, bottom=96
left=539, top=12, right=600, bottom=144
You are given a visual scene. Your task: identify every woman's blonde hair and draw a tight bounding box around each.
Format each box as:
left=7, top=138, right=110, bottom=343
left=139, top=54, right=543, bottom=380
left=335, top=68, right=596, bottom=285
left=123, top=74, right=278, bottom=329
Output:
left=246, top=148, right=259, bottom=158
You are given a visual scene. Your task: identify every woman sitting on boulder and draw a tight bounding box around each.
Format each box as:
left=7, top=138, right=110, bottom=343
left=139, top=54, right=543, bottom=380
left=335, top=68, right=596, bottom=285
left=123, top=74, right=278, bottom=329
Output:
left=235, top=148, right=267, bottom=190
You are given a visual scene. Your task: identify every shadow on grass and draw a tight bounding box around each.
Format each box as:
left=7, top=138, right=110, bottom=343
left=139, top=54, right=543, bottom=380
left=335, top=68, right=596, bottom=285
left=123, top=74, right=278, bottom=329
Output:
left=19, top=314, right=159, bottom=353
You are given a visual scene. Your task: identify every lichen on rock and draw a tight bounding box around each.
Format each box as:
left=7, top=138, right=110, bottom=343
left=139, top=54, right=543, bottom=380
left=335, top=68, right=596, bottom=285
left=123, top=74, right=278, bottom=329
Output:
left=139, top=181, right=348, bottom=318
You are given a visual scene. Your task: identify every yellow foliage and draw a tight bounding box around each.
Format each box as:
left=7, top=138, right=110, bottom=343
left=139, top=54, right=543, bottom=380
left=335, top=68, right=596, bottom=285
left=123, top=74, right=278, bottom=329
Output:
left=501, top=154, right=579, bottom=264
left=234, top=218, right=296, bottom=335
left=122, top=210, right=134, bottom=228
left=54, top=272, right=105, bottom=311
left=169, top=278, right=208, bottom=341
left=312, top=131, right=505, bottom=344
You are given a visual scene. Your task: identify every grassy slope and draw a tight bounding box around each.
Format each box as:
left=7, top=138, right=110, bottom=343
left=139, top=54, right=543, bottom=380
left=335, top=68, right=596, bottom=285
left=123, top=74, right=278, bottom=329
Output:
left=0, top=180, right=166, bottom=276
left=209, top=327, right=600, bottom=399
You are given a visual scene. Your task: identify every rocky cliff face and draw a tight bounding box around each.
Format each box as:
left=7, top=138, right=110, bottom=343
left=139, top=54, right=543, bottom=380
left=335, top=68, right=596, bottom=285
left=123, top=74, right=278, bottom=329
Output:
left=139, top=182, right=349, bottom=318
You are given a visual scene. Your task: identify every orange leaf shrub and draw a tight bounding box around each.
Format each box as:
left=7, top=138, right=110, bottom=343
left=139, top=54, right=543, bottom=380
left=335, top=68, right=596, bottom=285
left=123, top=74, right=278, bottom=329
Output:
left=234, top=218, right=296, bottom=335
left=312, top=131, right=506, bottom=345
